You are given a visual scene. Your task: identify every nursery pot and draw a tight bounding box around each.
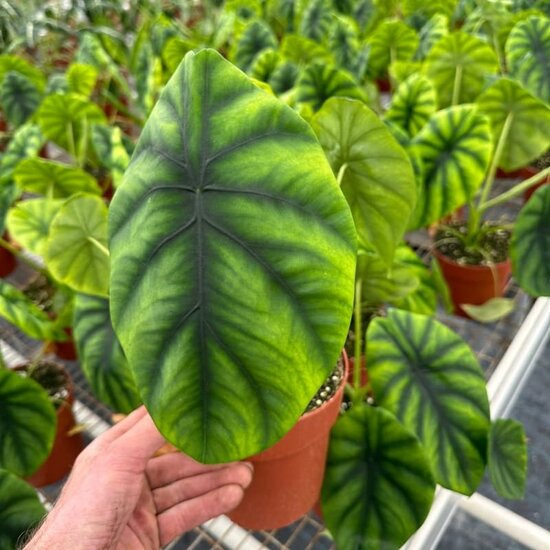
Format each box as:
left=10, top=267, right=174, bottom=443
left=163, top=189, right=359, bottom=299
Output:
left=0, top=239, right=17, bottom=278
left=435, top=251, right=511, bottom=317
left=16, top=364, right=85, bottom=487
left=228, top=352, right=349, bottom=531
left=53, top=328, right=78, bottom=361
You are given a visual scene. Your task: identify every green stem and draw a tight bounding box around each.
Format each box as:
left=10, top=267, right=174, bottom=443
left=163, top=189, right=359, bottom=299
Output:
left=451, top=64, right=463, bottom=106
left=86, top=237, right=110, bottom=257
left=0, top=237, right=52, bottom=279
left=66, top=121, right=77, bottom=163
left=353, top=278, right=362, bottom=398
left=480, top=167, right=550, bottom=214
left=336, top=163, right=348, bottom=187
left=100, top=89, right=145, bottom=126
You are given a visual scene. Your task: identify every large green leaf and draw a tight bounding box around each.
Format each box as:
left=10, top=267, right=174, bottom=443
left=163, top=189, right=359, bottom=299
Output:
left=411, top=105, right=492, bottom=228
left=0, top=71, right=42, bottom=128
left=269, top=61, right=300, bottom=95
left=367, top=19, right=419, bottom=79
left=66, top=63, right=98, bottom=98
left=416, top=14, right=449, bottom=60
left=425, top=31, right=498, bottom=107
left=0, top=54, right=45, bottom=91
left=506, top=16, right=550, bottom=103
left=385, top=74, right=437, bottom=137
left=322, top=403, right=436, bottom=550
left=0, top=469, right=46, bottom=550
left=488, top=419, right=527, bottom=500
left=14, top=158, right=101, bottom=198
left=0, top=280, right=64, bottom=341
left=312, top=98, right=416, bottom=266
left=279, top=34, right=333, bottom=65
left=296, top=62, right=366, bottom=111
left=476, top=78, right=550, bottom=172
left=392, top=245, right=437, bottom=315
left=249, top=48, right=281, bottom=81
left=300, top=0, right=333, bottom=42
left=357, top=247, right=420, bottom=308
left=233, top=20, right=277, bottom=71
left=47, top=194, right=109, bottom=297
left=367, top=309, right=491, bottom=494
left=511, top=184, right=550, bottom=297
left=6, top=198, right=63, bottom=257
left=73, top=294, right=141, bottom=413
left=36, top=93, right=106, bottom=160
left=0, top=368, right=56, bottom=477
left=109, top=49, right=356, bottom=463
left=0, top=124, right=44, bottom=185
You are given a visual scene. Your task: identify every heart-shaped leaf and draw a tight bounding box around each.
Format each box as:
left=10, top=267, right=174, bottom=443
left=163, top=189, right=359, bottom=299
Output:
left=322, top=403, right=436, bottom=550
left=14, top=158, right=101, bottom=198
left=36, top=93, right=105, bottom=159
left=269, top=61, right=300, bottom=94
left=367, top=309, right=491, bottom=494
left=300, top=0, right=334, bottom=42
left=411, top=105, right=492, bottom=228
left=425, top=31, right=498, bottom=107
left=249, top=48, right=281, bottom=81
left=109, top=49, right=356, bottom=463
left=296, top=62, right=366, bottom=111
left=488, top=419, right=527, bottom=500
left=0, top=368, right=56, bottom=477
left=73, top=294, right=141, bottom=413
left=0, top=124, right=44, bottom=185
left=312, top=98, right=416, bottom=266
left=392, top=244, right=437, bottom=315
left=461, top=298, right=516, bottom=323
left=367, top=19, right=419, bottom=79
left=6, top=198, right=63, bottom=257
left=511, top=184, right=550, bottom=297
left=506, top=15, right=550, bottom=103
left=280, top=34, right=332, bottom=65
left=0, top=71, right=42, bottom=128
left=0, top=54, right=45, bottom=91
left=233, top=20, right=277, bottom=71
left=385, top=73, right=437, bottom=137
left=416, top=14, right=449, bottom=60
left=0, top=469, right=46, bottom=550
left=47, top=194, right=109, bottom=297
left=66, top=63, right=98, bottom=97
left=476, top=78, right=550, bottom=172
left=0, top=280, right=64, bottom=341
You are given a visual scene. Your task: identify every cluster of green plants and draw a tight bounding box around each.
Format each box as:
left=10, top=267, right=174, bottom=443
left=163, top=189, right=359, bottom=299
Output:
left=1, top=0, right=549, bottom=548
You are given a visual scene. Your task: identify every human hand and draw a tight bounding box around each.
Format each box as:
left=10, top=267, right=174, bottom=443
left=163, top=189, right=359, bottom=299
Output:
left=25, top=406, right=253, bottom=550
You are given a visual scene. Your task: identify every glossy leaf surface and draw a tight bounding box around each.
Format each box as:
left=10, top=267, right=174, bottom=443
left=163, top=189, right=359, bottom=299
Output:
left=506, top=16, right=550, bottom=103
left=0, top=469, right=46, bottom=550
left=313, top=98, right=416, bottom=266
left=511, top=184, right=550, bottom=297
left=74, top=294, right=141, bottom=413
left=6, top=198, right=63, bottom=257
left=322, top=403, right=435, bottom=550
left=476, top=78, right=550, bottom=172
left=296, top=62, right=366, bottom=111
left=0, top=124, right=44, bottom=185
left=14, top=158, right=100, bottom=198
left=425, top=32, right=497, bottom=107
left=36, top=93, right=105, bottom=157
left=0, top=368, right=56, bottom=477
left=367, top=19, right=419, bottom=78
left=0, top=280, right=64, bottom=341
left=385, top=74, right=437, bottom=137
left=367, top=309, right=491, bottom=494
left=411, top=105, right=492, bottom=228
left=47, top=194, right=109, bottom=297
left=0, top=71, right=41, bottom=128
left=488, top=419, right=527, bottom=500
left=109, top=50, right=356, bottom=463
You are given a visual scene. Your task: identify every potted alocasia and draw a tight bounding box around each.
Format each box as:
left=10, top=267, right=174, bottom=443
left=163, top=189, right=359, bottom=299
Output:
left=108, top=48, right=357, bottom=529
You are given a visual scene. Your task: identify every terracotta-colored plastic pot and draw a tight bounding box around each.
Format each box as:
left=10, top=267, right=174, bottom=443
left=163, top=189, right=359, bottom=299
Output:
left=18, top=366, right=85, bottom=487
left=435, top=250, right=511, bottom=318
left=524, top=178, right=549, bottom=203
left=53, top=327, right=78, bottom=361
left=0, top=245, right=16, bottom=277
left=348, top=355, right=368, bottom=388
left=228, top=352, right=349, bottom=531
left=496, top=166, right=538, bottom=180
